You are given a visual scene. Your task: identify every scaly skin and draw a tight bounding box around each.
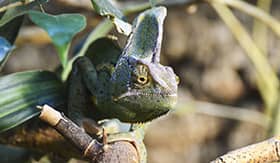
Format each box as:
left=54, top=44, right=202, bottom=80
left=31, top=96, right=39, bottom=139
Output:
left=68, top=6, right=178, bottom=163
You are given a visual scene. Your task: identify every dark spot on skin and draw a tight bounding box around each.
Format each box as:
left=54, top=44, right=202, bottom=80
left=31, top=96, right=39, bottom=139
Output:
left=157, top=100, right=160, bottom=103
left=100, top=91, right=104, bottom=94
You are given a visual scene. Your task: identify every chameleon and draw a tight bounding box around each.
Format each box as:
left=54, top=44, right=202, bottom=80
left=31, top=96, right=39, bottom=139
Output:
left=68, top=6, right=178, bottom=162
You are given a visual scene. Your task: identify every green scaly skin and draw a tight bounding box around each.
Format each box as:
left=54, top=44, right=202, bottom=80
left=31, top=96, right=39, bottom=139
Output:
left=68, top=6, right=178, bottom=163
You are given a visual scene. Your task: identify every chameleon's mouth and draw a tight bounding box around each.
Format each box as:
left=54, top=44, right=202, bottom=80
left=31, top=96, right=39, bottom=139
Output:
left=113, top=91, right=177, bottom=101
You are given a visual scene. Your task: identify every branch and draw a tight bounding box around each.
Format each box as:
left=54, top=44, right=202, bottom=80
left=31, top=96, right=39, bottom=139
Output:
left=211, top=136, right=280, bottom=162
left=0, top=105, right=139, bottom=163
left=38, top=105, right=103, bottom=161
left=39, top=105, right=140, bottom=163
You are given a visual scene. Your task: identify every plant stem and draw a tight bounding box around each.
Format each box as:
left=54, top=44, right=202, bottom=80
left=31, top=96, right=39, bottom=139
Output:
left=253, top=0, right=271, bottom=55
left=208, top=0, right=279, bottom=127
left=213, top=0, right=280, bottom=38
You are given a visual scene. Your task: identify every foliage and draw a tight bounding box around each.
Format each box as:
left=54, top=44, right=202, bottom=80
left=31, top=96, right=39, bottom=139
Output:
left=0, top=71, right=65, bottom=132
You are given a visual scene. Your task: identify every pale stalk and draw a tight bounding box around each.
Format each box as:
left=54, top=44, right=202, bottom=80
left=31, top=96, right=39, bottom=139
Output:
left=208, top=1, right=279, bottom=125
left=252, top=0, right=271, bottom=55
left=211, top=0, right=280, bottom=38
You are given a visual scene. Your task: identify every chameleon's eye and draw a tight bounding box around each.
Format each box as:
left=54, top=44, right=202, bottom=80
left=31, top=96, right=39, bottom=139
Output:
left=175, top=75, right=180, bottom=85
left=137, top=76, right=149, bottom=85
left=132, top=64, right=150, bottom=87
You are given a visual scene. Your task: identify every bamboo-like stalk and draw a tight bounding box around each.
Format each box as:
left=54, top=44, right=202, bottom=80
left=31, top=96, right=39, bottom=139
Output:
left=252, top=0, right=272, bottom=55
left=212, top=0, right=280, bottom=38
left=207, top=0, right=279, bottom=129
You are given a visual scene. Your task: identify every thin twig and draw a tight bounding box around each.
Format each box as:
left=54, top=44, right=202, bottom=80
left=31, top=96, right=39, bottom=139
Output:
left=0, top=0, right=35, bottom=13
left=195, top=101, right=269, bottom=128
left=176, top=90, right=269, bottom=128
left=0, top=1, right=23, bottom=12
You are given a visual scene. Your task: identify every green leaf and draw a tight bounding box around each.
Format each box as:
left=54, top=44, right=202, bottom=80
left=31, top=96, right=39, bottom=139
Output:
left=0, top=0, right=47, bottom=27
left=28, top=11, right=86, bottom=68
left=0, top=36, right=13, bottom=71
left=91, top=0, right=131, bottom=35
left=0, top=71, right=66, bottom=133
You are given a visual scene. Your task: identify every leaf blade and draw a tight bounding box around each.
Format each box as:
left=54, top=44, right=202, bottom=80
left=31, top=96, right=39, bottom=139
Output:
left=0, top=71, right=66, bottom=133
left=28, top=11, right=86, bottom=68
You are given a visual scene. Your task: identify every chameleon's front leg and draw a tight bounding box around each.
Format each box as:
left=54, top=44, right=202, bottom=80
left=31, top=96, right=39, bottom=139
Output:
left=68, top=56, right=99, bottom=127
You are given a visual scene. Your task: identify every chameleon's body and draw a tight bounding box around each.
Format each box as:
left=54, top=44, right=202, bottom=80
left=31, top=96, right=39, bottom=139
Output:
left=68, top=6, right=178, bottom=162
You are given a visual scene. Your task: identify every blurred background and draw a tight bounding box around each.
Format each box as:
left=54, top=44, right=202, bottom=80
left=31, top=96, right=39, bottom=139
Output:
left=1, top=0, right=280, bottom=162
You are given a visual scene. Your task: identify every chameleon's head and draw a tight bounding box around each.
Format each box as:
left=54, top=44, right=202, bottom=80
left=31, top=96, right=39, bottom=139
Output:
left=112, top=57, right=179, bottom=122
left=111, top=6, right=178, bottom=122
